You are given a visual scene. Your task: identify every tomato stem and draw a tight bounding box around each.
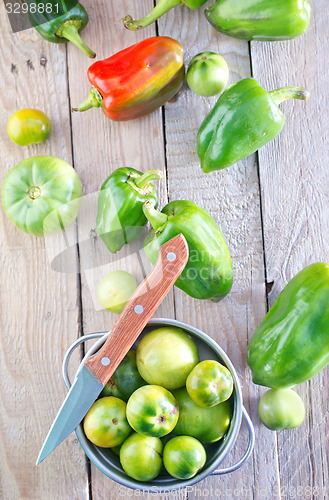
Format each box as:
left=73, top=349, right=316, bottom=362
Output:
left=27, top=186, right=41, bottom=200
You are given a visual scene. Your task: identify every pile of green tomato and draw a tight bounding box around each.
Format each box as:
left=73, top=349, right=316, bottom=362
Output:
left=83, top=326, right=234, bottom=482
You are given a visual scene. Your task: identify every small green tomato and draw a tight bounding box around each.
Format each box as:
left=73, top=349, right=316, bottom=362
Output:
left=126, top=385, right=179, bottom=438
left=163, top=436, right=206, bottom=479
left=97, top=270, right=137, bottom=313
left=186, top=359, right=234, bottom=407
left=186, top=52, right=229, bottom=97
left=120, top=433, right=163, bottom=481
left=83, top=397, right=131, bottom=447
left=1, top=156, right=82, bottom=237
left=136, top=327, right=199, bottom=390
left=100, top=349, right=146, bottom=400
left=7, top=108, right=51, bottom=146
left=173, top=387, right=231, bottom=443
left=258, top=388, right=306, bottom=431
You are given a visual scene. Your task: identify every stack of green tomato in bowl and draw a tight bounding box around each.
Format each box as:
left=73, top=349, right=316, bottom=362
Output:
left=83, top=326, right=234, bottom=482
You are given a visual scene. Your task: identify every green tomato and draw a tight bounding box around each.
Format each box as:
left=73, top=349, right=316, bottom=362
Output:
left=172, top=387, right=231, bottom=443
left=163, top=436, right=206, bottom=479
left=186, top=52, right=229, bottom=97
left=120, top=433, right=163, bottom=482
left=7, top=108, right=51, bottom=146
left=258, top=389, right=305, bottom=431
left=110, top=444, right=122, bottom=456
left=100, top=349, right=146, bottom=401
left=136, top=327, right=199, bottom=390
left=126, top=385, right=179, bottom=438
left=186, top=360, right=234, bottom=407
left=97, top=270, right=138, bottom=313
left=83, top=397, right=131, bottom=448
left=1, top=156, right=82, bottom=236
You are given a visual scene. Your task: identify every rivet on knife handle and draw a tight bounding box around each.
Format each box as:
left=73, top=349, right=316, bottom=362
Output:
left=84, top=233, right=189, bottom=385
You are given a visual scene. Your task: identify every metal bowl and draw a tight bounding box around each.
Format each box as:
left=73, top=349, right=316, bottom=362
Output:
left=63, top=318, right=254, bottom=491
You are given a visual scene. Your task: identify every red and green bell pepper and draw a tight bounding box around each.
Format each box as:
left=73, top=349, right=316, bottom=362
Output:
left=74, top=36, right=185, bottom=122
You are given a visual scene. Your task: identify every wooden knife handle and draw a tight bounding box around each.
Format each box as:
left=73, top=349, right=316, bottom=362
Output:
left=84, top=234, right=189, bottom=385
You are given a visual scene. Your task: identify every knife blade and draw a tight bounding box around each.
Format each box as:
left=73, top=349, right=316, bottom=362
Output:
left=36, top=233, right=189, bottom=465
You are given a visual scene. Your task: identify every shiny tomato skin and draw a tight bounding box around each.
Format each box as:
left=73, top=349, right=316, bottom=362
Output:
left=83, top=397, right=131, bottom=448
left=186, top=52, right=229, bottom=97
left=136, top=327, right=199, bottom=390
left=186, top=359, right=234, bottom=407
left=100, top=349, right=146, bottom=401
left=1, top=155, right=82, bottom=236
left=97, top=270, right=138, bottom=313
left=172, top=387, right=231, bottom=443
left=258, top=388, right=305, bottom=430
left=126, top=385, right=179, bottom=438
left=163, top=436, right=206, bottom=479
left=120, top=433, right=163, bottom=481
left=7, top=108, right=51, bottom=146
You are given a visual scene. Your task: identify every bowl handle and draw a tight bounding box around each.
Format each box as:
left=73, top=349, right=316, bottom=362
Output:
left=62, top=333, right=255, bottom=476
left=211, top=406, right=255, bottom=475
left=62, top=332, right=107, bottom=390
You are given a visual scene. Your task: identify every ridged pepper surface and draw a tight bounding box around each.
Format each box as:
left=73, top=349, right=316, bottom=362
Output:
left=75, top=37, right=184, bottom=122
left=247, top=263, right=329, bottom=389
left=205, top=0, right=311, bottom=41
left=143, top=200, right=233, bottom=302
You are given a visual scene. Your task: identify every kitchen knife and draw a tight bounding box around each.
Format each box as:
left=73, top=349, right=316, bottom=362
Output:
left=36, top=233, right=189, bottom=465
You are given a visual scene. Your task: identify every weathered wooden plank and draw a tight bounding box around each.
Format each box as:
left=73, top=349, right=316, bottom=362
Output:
left=67, top=1, right=183, bottom=498
left=0, top=7, right=87, bottom=500
left=157, top=6, right=280, bottom=500
left=250, top=1, right=329, bottom=498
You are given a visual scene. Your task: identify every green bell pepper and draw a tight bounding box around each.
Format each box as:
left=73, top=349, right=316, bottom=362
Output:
left=143, top=200, right=233, bottom=301
left=1, top=155, right=82, bottom=237
left=123, top=0, right=207, bottom=30
left=205, top=0, right=311, bottom=41
left=247, top=263, right=329, bottom=389
left=197, top=78, right=309, bottom=173
left=96, top=168, right=162, bottom=254
left=28, top=0, right=95, bottom=58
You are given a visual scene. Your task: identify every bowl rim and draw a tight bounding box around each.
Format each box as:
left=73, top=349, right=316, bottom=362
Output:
left=71, top=318, right=243, bottom=491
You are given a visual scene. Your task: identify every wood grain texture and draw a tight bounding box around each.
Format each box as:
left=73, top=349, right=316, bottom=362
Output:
left=0, top=6, right=87, bottom=500
left=1, top=0, right=328, bottom=498
left=66, top=1, right=181, bottom=498
left=157, top=6, right=280, bottom=500
left=250, top=1, right=329, bottom=498
left=85, top=235, right=188, bottom=384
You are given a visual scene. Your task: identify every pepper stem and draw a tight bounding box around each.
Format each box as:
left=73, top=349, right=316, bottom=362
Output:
left=72, top=87, right=103, bottom=112
left=123, top=0, right=183, bottom=30
left=269, top=87, right=310, bottom=106
left=56, top=21, right=96, bottom=58
left=143, top=201, right=168, bottom=232
left=134, top=170, right=163, bottom=189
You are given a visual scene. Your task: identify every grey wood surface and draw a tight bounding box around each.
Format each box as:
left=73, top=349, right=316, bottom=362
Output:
left=0, top=0, right=328, bottom=499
